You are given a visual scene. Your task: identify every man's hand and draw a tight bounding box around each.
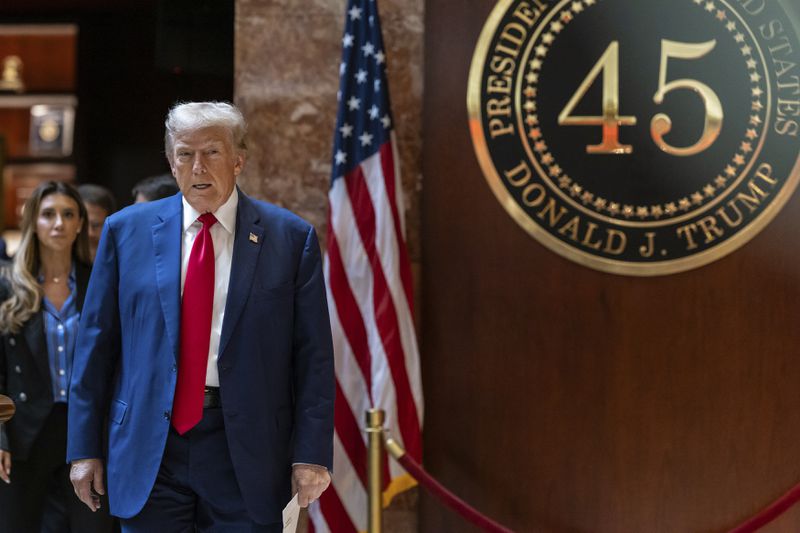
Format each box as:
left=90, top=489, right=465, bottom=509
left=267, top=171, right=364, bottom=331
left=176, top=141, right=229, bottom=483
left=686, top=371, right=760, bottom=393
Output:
left=292, top=464, right=331, bottom=507
left=70, top=458, right=105, bottom=512
left=0, top=450, right=10, bottom=484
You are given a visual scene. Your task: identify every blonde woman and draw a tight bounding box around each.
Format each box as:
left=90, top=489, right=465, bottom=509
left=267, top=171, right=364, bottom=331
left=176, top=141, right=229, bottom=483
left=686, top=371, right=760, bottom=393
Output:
left=0, top=181, right=112, bottom=532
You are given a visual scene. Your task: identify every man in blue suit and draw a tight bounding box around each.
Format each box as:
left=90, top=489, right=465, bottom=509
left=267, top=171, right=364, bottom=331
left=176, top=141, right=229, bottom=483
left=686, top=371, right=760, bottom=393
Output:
left=66, top=102, right=334, bottom=531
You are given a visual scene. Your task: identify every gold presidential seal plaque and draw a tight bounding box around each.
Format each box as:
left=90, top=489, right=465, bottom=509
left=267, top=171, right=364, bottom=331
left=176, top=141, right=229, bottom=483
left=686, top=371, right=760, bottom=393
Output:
left=468, top=0, right=800, bottom=275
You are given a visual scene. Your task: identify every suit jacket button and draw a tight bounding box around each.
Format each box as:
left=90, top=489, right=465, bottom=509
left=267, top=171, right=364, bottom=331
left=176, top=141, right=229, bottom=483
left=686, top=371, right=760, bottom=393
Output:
left=14, top=365, right=21, bottom=374
left=18, top=392, right=27, bottom=402
left=8, top=338, right=15, bottom=347
left=163, top=411, right=170, bottom=420
left=171, top=364, right=177, bottom=373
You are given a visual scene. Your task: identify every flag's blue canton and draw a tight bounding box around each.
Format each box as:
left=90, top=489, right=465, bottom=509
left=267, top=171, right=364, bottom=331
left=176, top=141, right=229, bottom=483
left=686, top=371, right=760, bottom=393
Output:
left=331, top=0, right=395, bottom=179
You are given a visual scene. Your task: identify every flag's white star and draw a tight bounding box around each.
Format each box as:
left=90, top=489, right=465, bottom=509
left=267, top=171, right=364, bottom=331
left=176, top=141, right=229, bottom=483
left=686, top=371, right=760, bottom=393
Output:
left=355, top=69, right=367, bottom=83
left=336, top=90, right=341, bottom=102
left=362, top=42, right=375, bottom=57
left=335, top=150, right=347, bottom=165
left=374, top=79, right=381, bottom=92
left=381, top=114, right=391, bottom=129
left=375, top=51, right=385, bottom=65
left=342, top=33, right=354, bottom=47
left=339, top=62, right=347, bottom=75
left=340, top=123, right=353, bottom=138
left=369, top=105, right=380, bottom=119
left=347, top=97, right=361, bottom=110
left=359, top=132, right=373, bottom=146
left=369, top=15, right=374, bottom=26
left=348, top=6, right=362, bottom=20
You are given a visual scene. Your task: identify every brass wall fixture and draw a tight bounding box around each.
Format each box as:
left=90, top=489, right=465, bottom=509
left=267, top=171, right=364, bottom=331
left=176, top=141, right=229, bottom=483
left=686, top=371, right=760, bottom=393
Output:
left=0, top=55, right=24, bottom=93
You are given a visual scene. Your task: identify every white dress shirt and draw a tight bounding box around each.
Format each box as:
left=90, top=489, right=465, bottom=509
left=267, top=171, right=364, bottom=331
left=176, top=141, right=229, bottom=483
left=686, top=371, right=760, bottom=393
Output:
left=181, top=190, right=238, bottom=387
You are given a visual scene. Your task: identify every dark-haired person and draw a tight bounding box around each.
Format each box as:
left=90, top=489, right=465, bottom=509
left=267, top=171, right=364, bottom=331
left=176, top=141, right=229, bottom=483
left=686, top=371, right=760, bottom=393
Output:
left=0, top=181, right=113, bottom=532
left=77, top=184, right=117, bottom=262
left=131, top=173, right=179, bottom=203
left=68, top=102, right=334, bottom=531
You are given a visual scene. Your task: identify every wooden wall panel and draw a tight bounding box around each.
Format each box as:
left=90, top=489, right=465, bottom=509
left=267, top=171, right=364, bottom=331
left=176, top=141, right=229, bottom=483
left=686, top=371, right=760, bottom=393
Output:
left=420, top=1, right=800, bottom=532
left=0, top=32, right=76, bottom=92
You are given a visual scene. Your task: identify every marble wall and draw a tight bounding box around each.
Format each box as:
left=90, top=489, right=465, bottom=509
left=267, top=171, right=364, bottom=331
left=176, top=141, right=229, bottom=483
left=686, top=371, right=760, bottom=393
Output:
left=235, top=0, right=424, bottom=530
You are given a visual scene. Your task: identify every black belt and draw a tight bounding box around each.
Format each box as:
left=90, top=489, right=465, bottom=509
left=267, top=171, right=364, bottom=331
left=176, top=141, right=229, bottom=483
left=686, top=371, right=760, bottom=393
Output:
left=203, top=387, right=221, bottom=409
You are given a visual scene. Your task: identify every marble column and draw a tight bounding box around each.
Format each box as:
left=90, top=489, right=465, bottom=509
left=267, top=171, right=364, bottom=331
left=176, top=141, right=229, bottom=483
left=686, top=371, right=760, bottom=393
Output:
left=235, top=0, right=423, bottom=531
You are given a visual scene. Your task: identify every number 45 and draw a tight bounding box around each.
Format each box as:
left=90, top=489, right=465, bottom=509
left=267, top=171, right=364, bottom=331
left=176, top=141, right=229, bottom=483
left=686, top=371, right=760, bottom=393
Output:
left=557, top=40, right=724, bottom=156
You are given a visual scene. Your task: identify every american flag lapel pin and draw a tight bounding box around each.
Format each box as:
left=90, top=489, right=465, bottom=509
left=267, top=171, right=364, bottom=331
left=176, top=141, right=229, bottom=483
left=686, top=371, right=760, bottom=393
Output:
left=249, top=232, right=258, bottom=243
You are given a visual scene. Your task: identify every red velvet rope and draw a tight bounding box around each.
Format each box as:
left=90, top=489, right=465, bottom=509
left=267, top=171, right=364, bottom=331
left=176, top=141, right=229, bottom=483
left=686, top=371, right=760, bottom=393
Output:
left=395, top=453, right=515, bottom=533
left=393, top=439, right=800, bottom=532
left=728, top=482, right=800, bottom=533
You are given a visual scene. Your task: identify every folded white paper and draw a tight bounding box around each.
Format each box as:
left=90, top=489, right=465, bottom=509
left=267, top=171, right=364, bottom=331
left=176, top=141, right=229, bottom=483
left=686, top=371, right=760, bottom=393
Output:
left=282, top=493, right=300, bottom=533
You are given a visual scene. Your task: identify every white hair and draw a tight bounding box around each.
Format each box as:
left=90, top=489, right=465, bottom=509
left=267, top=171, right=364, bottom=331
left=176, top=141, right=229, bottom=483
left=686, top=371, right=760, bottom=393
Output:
left=164, top=101, right=247, bottom=163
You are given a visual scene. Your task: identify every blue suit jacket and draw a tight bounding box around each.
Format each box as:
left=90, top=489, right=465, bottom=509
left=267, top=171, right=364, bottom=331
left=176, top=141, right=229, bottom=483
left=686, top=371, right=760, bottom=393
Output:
left=67, top=189, right=334, bottom=523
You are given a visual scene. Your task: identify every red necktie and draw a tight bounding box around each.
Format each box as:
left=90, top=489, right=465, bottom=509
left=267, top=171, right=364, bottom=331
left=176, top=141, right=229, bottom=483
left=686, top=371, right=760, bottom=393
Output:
left=172, top=212, right=217, bottom=434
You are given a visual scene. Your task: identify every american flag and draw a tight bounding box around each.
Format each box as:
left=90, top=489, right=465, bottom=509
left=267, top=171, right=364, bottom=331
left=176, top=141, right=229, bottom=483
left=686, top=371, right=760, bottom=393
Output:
left=311, top=0, right=424, bottom=531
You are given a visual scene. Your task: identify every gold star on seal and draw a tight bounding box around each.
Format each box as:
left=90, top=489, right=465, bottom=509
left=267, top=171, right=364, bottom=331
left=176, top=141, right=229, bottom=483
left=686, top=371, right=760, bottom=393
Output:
left=733, top=153, right=745, bottom=166
left=749, top=115, right=762, bottom=126
left=542, top=33, right=555, bottom=45
left=703, top=185, right=716, bottom=197
left=608, top=202, right=620, bottom=215
left=541, top=153, right=555, bottom=165
left=746, top=58, right=757, bottom=69
left=560, top=11, right=573, bottom=23
left=714, top=175, right=727, bottom=188
left=570, top=184, right=583, bottom=197
left=678, top=198, right=691, bottom=211
left=650, top=205, right=664, bottom=218
left=741, top=45, right=752, bottom=56
left=726, top=21, right=736, bottom=31
left=549, top=165, right=563, bottom=177
left=724, top=165, right=736, bottom=177
left=534, top=140, right=547, bottom=152
left=535, top=45, right=549, bottom=57
left=664, top=202, right=677, bottom=215
left=571, top=1, right=584, bottom=13
left=593, top=197, right=607, bottom=210
left=622, top=205, right=634, bottom=218
left=691, top=192, right=704, bottom=205
left=750, top=72, right=761, bottom=83
left=751, top=100, right=763, bottom=111
left=580, top=191, right=594, bottom=204
left=636, top=206, right=649, bottom=218
left=524, top=87, right=537, bottom=98
left=550, top=21, right=564, bottom=33
left=740, top=141, right=753, bottom=153
left=704, top=2, right=715, bottom=12
left=529, top=128, right=542, bottom=140
left=584, top=0, right=596, bottom=6
left=716, top=9, right=726, bottom=20
left=530, top=59, right=543, bottom=70
left=745, top=129, right=757, bottom=140
left=558, top=176, right=572, bottom=188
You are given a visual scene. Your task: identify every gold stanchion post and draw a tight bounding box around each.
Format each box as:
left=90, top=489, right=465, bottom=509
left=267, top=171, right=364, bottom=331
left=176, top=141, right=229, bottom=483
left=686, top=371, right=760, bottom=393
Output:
left=366, top=408, right=385, bottom=533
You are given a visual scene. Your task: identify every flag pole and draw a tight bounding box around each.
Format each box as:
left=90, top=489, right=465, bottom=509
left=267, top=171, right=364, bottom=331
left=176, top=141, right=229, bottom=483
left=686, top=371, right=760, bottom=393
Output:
left=366, top=409, right=385, bottom=533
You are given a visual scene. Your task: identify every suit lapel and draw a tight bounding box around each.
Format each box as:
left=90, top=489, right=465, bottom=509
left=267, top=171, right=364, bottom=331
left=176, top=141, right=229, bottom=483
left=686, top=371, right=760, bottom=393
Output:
left=151, top=195, right=183, bottom=360
left=23, top=311, right=50, bottom=387
left=218, top=189, right=264, bottom=359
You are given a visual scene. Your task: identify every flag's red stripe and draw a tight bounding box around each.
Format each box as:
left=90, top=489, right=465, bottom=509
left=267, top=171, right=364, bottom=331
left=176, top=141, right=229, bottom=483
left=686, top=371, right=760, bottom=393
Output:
left=308, top=519, right=316, bottom=533
left=378, top=142, right=415, bottom=316
left=343, top=165, right=422, bottom=460
left=335, top=379, right=369, bottom=487
left=327, top=217, right=373, bottom=397
left=319, top=484, right=358, bottom=533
